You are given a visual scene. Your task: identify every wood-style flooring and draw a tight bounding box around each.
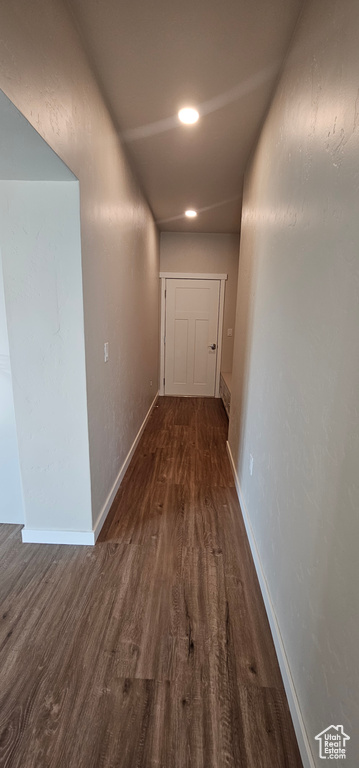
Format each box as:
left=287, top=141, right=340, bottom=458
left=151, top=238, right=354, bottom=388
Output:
left=0, top=396, right=303, bottom=767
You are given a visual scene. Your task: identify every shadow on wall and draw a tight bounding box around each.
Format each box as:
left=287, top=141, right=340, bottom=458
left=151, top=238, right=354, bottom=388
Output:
left=0, top=251, right=24, bottom=523
left=229, top=195, right=260, bottom=479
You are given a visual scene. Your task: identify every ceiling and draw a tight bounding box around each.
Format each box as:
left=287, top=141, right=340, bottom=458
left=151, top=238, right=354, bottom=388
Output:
left=68, top=0, right=303, bottom=233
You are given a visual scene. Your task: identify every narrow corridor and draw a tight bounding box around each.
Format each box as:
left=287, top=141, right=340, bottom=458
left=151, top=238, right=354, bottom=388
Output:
left=0, top=397, right=302, bottom=767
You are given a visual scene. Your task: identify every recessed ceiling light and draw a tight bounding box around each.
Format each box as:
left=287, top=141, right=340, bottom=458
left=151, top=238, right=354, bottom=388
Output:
left=178, top=107, right=199, bottom=125
left=185, top=209, right=197, bottom=218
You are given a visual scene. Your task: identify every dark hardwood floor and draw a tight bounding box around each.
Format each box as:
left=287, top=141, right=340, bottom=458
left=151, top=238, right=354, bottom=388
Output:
left=0, top=396, right=303, bottom=767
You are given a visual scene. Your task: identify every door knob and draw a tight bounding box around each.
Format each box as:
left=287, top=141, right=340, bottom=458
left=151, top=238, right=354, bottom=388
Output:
left=208, top=343, right=216, bottom=350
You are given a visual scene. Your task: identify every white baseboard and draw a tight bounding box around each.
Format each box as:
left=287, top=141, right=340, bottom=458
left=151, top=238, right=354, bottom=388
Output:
left=21, top=527, right=95, bottom=546
left=226, top=441, right=315, bottom=768
left=92, top=392, right=159, bottom=542
left=21, top=393, right=159, bottom=548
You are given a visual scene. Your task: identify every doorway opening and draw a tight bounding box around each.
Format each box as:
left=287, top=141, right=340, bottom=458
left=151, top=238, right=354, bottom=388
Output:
left=0, top=89, right=92, bottom=537
left=159, top=272, right=227, bottom=398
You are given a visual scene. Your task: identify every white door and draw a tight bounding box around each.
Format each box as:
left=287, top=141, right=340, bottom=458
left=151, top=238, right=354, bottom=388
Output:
left=164, top=278, right=220, bottom=396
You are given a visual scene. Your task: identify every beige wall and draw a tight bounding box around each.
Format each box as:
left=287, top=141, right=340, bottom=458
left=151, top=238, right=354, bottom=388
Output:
left=0, top=0, right=159, bottom=531
left=160, top=232, right=239, bottom=373
left=229, top=0, right=359, bottom=764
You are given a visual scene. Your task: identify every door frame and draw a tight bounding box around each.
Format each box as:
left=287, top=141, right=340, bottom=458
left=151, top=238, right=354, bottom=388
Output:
left=159, top=272, right=227, bottom=397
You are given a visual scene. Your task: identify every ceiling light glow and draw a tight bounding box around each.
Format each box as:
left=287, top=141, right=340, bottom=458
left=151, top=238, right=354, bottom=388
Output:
left=185, top=209, right=197, bottom=218
left=178, top=107, right=199, bottom=125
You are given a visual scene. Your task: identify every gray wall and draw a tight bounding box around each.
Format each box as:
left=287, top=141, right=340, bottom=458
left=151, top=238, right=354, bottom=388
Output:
left=0, top=0, right=160, bottom=532
left=160, top=232, right=239, bottom=373
left=0, top=181, right=92, bottom=532
left=229, top=0, right=359, bottom=763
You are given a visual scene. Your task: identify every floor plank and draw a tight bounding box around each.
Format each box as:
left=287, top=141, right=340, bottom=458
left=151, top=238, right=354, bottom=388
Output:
left=0, top=396, right=302, bottom=767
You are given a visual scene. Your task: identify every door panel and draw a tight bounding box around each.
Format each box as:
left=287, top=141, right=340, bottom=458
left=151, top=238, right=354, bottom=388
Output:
left=165, top=279, right=220, bottom=396
left=193, top=319, right=208, bottom=384
left=174, top=319, right=188, bottom=383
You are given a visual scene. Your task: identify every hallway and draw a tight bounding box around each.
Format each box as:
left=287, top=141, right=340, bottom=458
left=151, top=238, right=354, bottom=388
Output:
left=0, top=397, right=302, bottom=767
